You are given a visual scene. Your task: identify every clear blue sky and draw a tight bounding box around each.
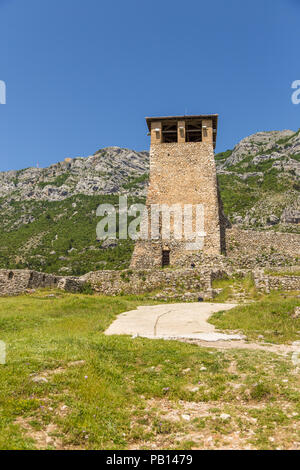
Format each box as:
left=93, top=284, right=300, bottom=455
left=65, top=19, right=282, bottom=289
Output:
left=0, top=0, right=299, bottom=171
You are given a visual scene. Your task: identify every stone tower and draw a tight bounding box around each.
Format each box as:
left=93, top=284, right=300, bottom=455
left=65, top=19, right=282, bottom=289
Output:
left=130, top=114, right=225, bottom=269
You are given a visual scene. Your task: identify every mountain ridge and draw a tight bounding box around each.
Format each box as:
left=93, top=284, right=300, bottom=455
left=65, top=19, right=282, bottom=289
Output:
left=0, top=128, right=299, bottom=274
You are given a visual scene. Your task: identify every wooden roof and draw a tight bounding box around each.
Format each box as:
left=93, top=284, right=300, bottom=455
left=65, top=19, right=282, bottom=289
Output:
left=145, top=114, right=219, bottom=146
left=146, top=114, right=218, bottom=129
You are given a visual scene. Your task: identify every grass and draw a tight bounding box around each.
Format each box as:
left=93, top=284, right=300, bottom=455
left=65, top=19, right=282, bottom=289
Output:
left=210, top=290, right=300, bottom=344
left=264, top=269, right=300, bottom=277
left=0, top=290, right=299, bottom=449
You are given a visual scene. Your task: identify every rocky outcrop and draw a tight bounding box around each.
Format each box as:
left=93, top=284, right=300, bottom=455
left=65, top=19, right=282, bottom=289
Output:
left=216, top=128, right=300, bottom=229
left=218, top=129, right=298, bottom=169
left=0, top=147, right=149, bottom=202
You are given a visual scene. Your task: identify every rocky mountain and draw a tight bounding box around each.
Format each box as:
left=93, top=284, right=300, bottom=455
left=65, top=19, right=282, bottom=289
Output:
left=215, top=128, right=300, bottom=229
left=0, top=128, right=299, bottom=275
left=0, top=147, right=149, bottom=202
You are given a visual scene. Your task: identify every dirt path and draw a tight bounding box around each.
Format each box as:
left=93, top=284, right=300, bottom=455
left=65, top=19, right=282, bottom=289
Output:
left=183, top=338, right=299, bottom=355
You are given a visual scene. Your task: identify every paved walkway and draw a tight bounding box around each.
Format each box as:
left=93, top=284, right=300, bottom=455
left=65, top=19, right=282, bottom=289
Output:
left=105, top=302, right=244, bottom=342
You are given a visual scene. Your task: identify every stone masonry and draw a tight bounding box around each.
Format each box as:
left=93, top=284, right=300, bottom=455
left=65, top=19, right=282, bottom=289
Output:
left=253, top=269, right=300, bottom=293
left=0, top=269, right=85, bottom=296
left=130, top=115, right=225, bottom=269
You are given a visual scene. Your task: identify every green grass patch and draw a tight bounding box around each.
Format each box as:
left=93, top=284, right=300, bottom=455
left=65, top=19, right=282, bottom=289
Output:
left=0, top=291, right=299, bottom=449
left=210, top=291, right=300, bottom=343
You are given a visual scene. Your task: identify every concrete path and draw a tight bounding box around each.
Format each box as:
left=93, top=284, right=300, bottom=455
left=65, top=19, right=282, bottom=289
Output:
left=105, top=302, right=244, bottom=342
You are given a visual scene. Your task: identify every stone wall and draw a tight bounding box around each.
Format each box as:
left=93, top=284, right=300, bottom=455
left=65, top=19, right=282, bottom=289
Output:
left=0, top=269, right=84, bottom=296
left=227, top=227, right=300, bottom=258
left=81, top=267, right=220, bottom=298
left=82, top=267, right=237, bottom=300
left=1, top=264, right=299, bottom=298
left=253, top=269, right=300, bottom=293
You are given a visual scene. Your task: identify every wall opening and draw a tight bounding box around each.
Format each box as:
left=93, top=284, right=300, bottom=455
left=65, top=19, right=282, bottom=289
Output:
left=162, top=121, right=177, bottom=143
left=162, top=250, right=170, bottom=267
left=186, top=119, right=202, bottom=142
left=8, top=271, right=14, bottom=280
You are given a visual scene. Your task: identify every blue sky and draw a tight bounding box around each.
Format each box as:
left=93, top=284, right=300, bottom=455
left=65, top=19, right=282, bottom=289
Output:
left=0, top=0, right=299, bottom=171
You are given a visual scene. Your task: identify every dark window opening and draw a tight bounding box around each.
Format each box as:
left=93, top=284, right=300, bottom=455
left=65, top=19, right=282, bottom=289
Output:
left=162, top=250, right=170, bottom=267
left=162, top=121, right=177, bottom=143
left=186, top=119, right=202, bottom=142
left=8, top=271, right=14, bottom=280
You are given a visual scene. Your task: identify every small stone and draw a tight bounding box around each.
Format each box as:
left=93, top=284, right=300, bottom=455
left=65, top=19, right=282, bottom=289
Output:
left=220, top=413, right=231, bottom=421
left=200, top=366, right=207, bottom=371
left=292, top=307, right=300, bottom=319
left=32, top=376, right=48, bottom=383
left=182, top=368, right=191, bottom=374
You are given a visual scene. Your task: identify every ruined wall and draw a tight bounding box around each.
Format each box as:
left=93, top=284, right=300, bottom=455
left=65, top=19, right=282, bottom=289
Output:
left=253, top=269, right=300, bottom=293
left=131, top=142, right=223, bottom=269
left=0, top=270, right=60, bottom=296
left=81, top=267, right=226, bottom=298
left=226, top=227, right=300, bottom=258
left=0, top=269, right=84, bottom=296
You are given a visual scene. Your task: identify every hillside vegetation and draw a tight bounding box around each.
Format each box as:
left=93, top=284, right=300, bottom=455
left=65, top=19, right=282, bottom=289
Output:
left=216, top=128, right=300, bottom=230
left=0, top=195, right=144, bottom=275
left=0, top=127, right=299, bottom=274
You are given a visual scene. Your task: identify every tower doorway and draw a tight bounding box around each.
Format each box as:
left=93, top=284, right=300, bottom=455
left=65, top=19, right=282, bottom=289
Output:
left=162, top=250, right=170, bottom=267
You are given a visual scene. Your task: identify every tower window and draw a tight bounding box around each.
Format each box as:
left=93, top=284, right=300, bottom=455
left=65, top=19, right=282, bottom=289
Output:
left=186, top=119, right=202, bottom=142
left=162, top=121, right=177, bottom=143
left=162, top=250, right=170, bottom=267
